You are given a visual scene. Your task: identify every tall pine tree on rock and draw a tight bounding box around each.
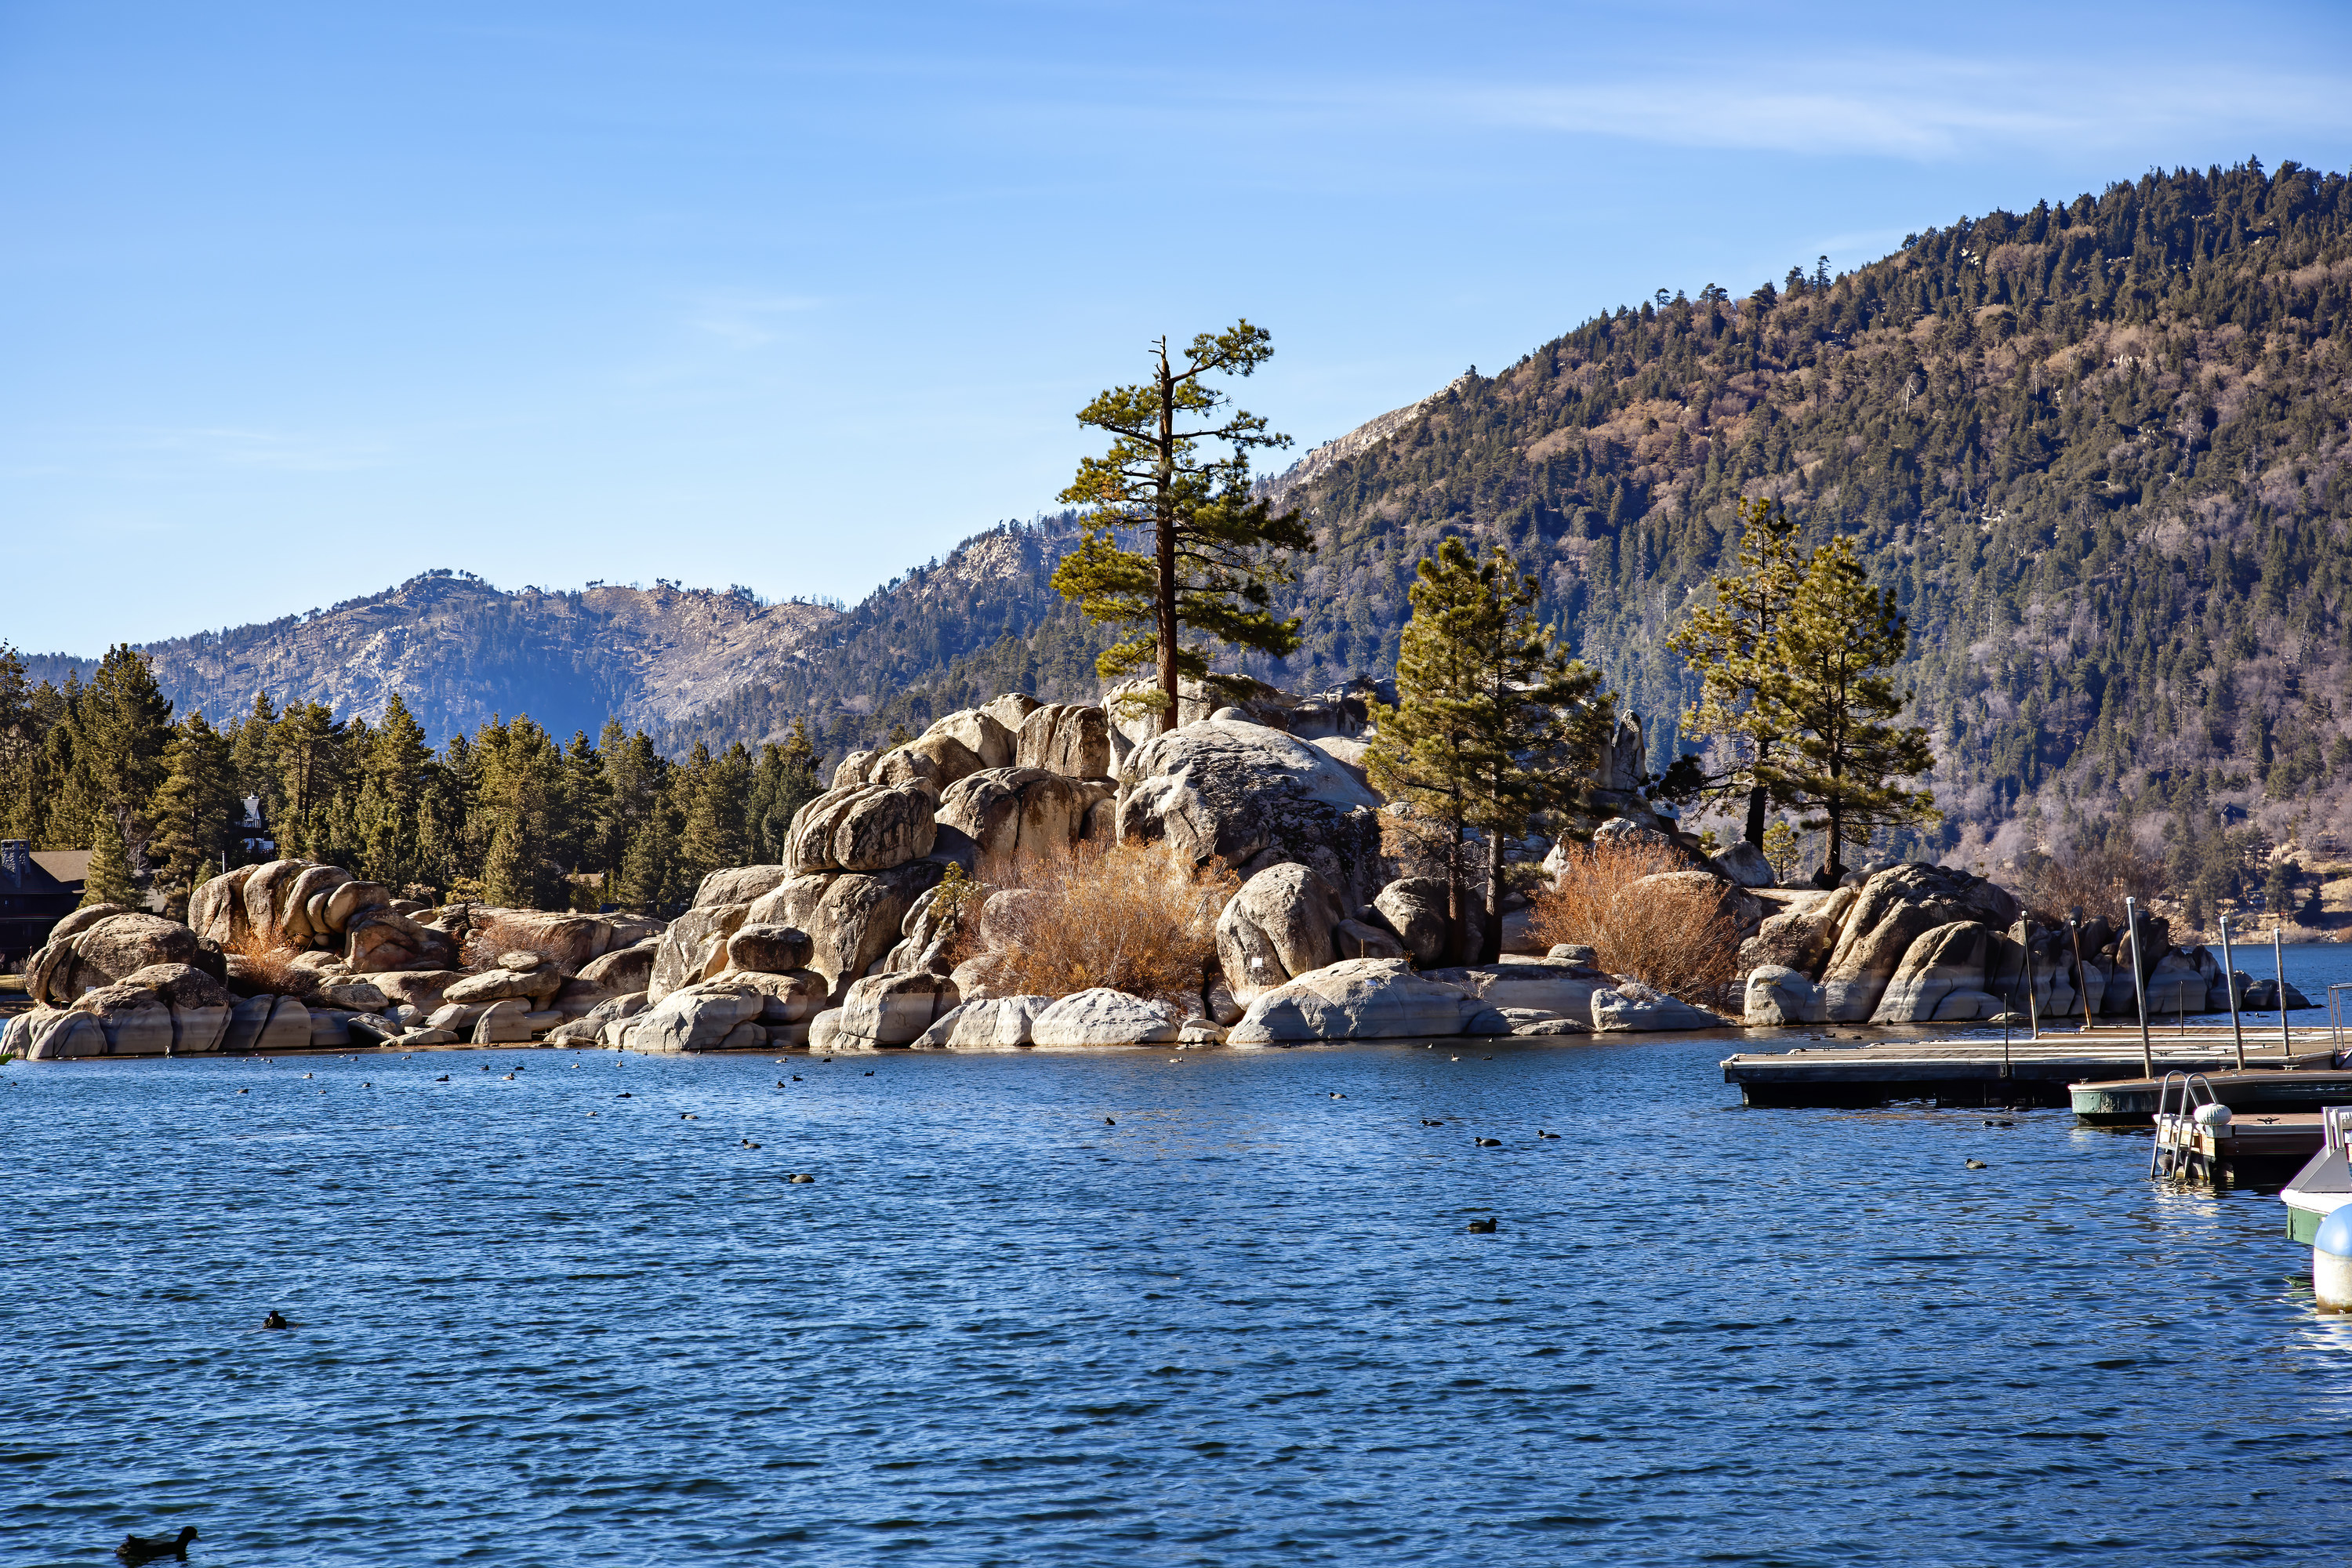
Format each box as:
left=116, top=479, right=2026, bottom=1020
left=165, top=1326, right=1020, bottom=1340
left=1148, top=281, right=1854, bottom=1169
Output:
left=1051, top=321, right=1313, bottom=730
left=1753, top=536, right=1939, bottom=880
left=1666, top=497, right=1804, bottom=848
left=1366, top=539, right=1613, bottom=963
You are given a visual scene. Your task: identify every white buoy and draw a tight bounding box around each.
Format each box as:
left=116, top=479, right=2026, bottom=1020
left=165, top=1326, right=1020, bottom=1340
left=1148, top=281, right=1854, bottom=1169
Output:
left=2194, top=1102, right=2233, bottom=1131
left=2314, top=1207, right=2352, bottom=1312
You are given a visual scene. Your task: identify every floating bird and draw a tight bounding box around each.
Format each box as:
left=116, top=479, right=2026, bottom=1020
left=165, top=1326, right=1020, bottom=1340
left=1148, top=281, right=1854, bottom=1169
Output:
left=1474, top=1137, right=1502, bottom=1147
left=742, top=1139, right=760, bottom=1149
left=1466, top=1218, right=1499, bottom=1233
left=1330, top=1092, right=1345, bottom=1099
left=615, top=1092, right=631, bottom=1098
left=1965, top=1158, right=1988, bottom=1170
left=682, top=1112, right=697, bottom=1120
left=114, top=1524, right=197, bottom=1564
left=792, top=1076, right=801, bottom=1082
left=261, top=1310, right=289, bottom=1329
left=1538, top=1131, right=1560, bottom=1139
left=238, top=1089, right=249, bottom=1094
left=481, top=1065, right=490, bottom=1072
left=1450, top=1056, right=1460, bottom=1062
left=1105, top=1116, right=1116, bottom=1124
left=302, top=1073, right=313, bottom=1079
left=1421, top=1119, right=1443, bottom=1127
left=503, top=1073, right=514, bottom=1081
left=864, top=1070, right=874, bottom=1076
left=789, top=1173, right=815, bottom=1184
left=361, top=1082, right=370, bottom=1088
left=585, top=1112, right=596, bottom=1116
left=435, top=1075, right=448, bottom=1082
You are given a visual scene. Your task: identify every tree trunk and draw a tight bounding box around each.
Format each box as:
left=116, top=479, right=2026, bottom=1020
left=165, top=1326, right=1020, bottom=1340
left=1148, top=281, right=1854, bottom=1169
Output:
left=1446, top=819, right=1471, bottom=967
left=1744, top=782, right=1769, bottom=849
left=1479, top=823, right=1504, bottom=964
left=1154, top=339, right=1180, bottom=735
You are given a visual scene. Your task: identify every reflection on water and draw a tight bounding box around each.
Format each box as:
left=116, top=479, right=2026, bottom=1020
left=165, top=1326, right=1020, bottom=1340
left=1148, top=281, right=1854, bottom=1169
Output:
left=3, top=1035, right=2349, bottom=1565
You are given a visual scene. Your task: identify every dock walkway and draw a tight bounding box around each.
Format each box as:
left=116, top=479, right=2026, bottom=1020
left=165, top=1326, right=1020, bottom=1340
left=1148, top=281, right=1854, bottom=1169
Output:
left=1722, top=1025, right=2343, bottom=1110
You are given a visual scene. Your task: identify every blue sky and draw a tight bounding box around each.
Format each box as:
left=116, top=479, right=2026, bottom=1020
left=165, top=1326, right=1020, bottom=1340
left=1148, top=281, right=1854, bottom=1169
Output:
left=5, top=1, right=2350, bottom=655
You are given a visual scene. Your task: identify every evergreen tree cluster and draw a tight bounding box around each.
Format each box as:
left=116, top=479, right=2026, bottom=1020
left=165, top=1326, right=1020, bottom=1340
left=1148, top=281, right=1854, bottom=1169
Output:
left=0, top=643, right=827, bottom=916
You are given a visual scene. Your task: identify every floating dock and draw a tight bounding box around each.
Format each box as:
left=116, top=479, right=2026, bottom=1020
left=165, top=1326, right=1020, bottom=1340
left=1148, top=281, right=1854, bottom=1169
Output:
left=1722, top=1025, right=2342, bottom=1111
left=2149, top=1109, right=2328, bottom=1184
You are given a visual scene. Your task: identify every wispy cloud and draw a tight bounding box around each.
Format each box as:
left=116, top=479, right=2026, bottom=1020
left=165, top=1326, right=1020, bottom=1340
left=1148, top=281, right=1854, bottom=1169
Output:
left=685, top=290, right=826, bottom=350
left=1419, top=56, right=2352, bottom=160
left=132, top=426, right=392, bottom=473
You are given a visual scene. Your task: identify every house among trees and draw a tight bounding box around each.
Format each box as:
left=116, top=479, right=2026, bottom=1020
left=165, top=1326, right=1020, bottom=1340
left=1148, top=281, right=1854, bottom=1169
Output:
left=0, top=840, right=82, bottom=967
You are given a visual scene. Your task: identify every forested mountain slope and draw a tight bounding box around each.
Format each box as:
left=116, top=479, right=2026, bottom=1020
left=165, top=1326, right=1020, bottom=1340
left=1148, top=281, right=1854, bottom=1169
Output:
left=1245, top=158, right=2352, bottom=882
left=677, top=158, right=2352, bottom=895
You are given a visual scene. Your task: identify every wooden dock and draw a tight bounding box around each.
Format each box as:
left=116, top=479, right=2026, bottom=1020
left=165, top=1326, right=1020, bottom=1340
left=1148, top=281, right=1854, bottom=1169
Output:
left=1722, top=1024, right=2343, bottom=1111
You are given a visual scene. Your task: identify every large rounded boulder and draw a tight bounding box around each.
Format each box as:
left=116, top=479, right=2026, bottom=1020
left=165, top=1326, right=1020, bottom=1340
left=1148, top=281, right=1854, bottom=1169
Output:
left=1117, top=720, right=1386, bottom=907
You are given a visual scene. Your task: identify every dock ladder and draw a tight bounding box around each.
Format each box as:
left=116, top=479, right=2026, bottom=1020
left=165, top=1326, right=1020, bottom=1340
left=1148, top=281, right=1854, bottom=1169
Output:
left=2150, top=1072, right=2220, bottom=1180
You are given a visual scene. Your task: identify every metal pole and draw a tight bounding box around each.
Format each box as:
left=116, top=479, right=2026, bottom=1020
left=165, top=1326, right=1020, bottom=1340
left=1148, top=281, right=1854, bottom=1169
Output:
left=2068, top=911, right=2093, bottom=1030
left=2219, top=913, right=2245, bottom=1071
left=2275, top=923, right=2292, bottom=1059
left=2019, top=918, right=2038, bottom=1041
left=2126, top=897, right=2153, bottom=1080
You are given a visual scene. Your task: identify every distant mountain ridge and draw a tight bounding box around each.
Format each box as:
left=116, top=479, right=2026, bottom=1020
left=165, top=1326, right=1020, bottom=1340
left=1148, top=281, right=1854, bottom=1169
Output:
left=23, top=570, right=842, bottom=745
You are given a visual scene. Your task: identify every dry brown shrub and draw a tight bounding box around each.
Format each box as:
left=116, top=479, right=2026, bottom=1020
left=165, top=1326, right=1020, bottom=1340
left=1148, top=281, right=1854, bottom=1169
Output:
left=987, top=841, right=1239, bottom=1007
left=1530, top=839, right=1740, bottom=1004
left=463, top=912, right=570, bottom=974
left=223, top=930, right=311, bottom=996
left=2015, top=840, right=2165, bottom=927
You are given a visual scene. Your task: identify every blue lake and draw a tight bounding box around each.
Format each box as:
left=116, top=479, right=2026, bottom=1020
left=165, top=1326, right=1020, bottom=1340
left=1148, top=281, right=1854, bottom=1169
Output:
left=9, top=953, right=2352, bottom=1564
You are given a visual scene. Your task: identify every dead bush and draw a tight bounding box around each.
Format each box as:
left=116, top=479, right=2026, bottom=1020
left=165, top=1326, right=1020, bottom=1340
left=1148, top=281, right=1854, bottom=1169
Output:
left=463, top=912, right=572, bottom=975
left=2015, top=840, right=2165, bottom=927
left=223, top=929, right=310, bottom=996
left=986, top=841, right=1239, bottom=1007
left=1531, top=839, right=1740, bottom=1004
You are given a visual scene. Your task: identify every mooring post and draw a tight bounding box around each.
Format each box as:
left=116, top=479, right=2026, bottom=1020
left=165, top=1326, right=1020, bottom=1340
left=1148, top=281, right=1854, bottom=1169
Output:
left=2068, top=910, right=2094, bottom=1030
left=2018, top=917, right=2039, bottom=1041
left=2126, top=897, right=2152, bottom=1080
left=2275, top=923, right=2292, bottom=1058
left=2219, top=913, right=2246, bottom=1071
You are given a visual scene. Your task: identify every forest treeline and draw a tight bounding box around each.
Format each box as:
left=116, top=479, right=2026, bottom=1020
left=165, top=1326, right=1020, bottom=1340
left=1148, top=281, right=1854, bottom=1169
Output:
left=0, top=644, right=829, bottom=915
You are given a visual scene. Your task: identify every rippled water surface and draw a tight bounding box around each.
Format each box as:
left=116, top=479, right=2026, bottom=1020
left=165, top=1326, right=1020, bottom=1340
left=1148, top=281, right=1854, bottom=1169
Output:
left=7, top=1029, right=2352, bottom=1566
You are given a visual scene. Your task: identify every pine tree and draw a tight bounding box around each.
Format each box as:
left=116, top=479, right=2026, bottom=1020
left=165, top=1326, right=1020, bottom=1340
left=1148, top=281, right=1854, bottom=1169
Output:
left=271, top=701, right=350, bottom=861
left=1366, top=539, right=1613, bottom=963
left=0, top=644, right=46, bottom=840
left=1052, top=321, right=1314, bottom=730
left=230, top=691, right=279, bottom=848
left=1666, top=497, right=1805, bottom=846
left=749, top=719, right=822, bottom=865
left=470, top=717, right=564, bottom=909
left=1752, top=537, right=1940, bottom=880
left=355, top=693, right=435, bottom=890
left=147, top=712, right=240, bottom=914
left=676, top=740, right=752, bottom=889
left=82, top=815, right=137, bottom=909
left=55, top=647, right=176, bottom=887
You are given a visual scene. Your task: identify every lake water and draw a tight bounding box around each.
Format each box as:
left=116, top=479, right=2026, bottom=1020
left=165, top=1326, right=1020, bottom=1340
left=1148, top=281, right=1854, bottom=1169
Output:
left=9, top=952, right=2352, bottom=1565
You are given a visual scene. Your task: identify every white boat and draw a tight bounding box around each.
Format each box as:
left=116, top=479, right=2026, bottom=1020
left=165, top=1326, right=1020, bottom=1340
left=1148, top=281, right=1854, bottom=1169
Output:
left=2281, top=1107, right=2352, bottom=1243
